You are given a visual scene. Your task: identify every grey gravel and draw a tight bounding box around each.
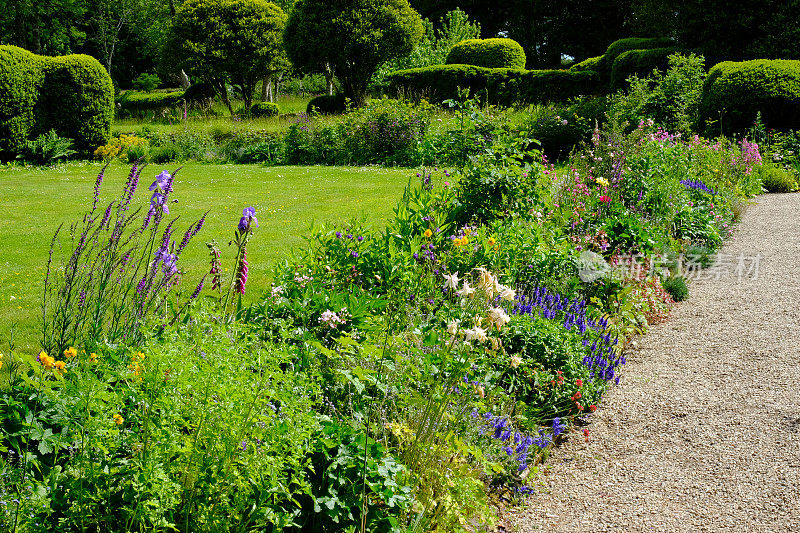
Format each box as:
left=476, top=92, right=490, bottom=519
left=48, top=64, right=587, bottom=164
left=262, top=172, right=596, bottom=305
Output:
left=507, top=193, right=800, bottom=533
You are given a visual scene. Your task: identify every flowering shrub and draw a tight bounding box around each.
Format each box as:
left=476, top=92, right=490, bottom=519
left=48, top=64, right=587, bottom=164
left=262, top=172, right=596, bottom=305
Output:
left=93, top=133, right=148, bottom=161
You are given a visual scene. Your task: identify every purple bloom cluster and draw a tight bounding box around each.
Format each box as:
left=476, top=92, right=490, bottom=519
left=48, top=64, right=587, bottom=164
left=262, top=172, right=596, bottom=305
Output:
left=680, top=179, right=716, bottom=195
left=414, top=242, right=437, bottom=264
left=238, top=207, right=258, bottom=234
left=473, top=411, right=550, bottom=475
left=512, top=286, right=624, bottom=384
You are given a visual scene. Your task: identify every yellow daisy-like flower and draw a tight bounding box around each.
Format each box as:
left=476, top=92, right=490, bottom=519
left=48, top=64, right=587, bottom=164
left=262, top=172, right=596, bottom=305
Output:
left=113, top=413, right=124, bottom=425
left=64, top=346, right=77, bottom=358
left=461, top=237, right=469, bottom=246
left=424, top=229, right=433, bottom=238
left=89, top=352, right=99, bottom=363
left=53, top=360, right=67, bottom=376
left=487, top=237, right=496, bottom=246
left=39, top=351, right=54, bottom=370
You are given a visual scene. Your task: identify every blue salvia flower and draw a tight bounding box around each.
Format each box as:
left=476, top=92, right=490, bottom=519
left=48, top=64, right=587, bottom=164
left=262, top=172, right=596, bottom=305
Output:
left=680, top=178, right=716, bottom=195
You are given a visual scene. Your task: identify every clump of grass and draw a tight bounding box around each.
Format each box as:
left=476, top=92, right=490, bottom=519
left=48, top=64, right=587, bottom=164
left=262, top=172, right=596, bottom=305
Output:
left=662, top=275, right=689, bottom=302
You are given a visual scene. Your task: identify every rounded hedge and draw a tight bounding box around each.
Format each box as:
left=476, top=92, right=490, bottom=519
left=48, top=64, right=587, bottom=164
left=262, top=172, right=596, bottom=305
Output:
left=700, top=59, right=800, bottom=134
left=116, top=91, right=185, bottom=117
left=597, top=37, right=674, bottom=83
left=250, top=101, right=279, bottom=117
left=183, top=82, right=216, bottom=104
left=0, top=45, right=113, bottom=157
left=610, top=47, right=685, bottom=89
left=446, top=38, right=527, bottom=69
left=570, top=55, right=602, bottom=72
left=307, top=94, right=347, bottom=114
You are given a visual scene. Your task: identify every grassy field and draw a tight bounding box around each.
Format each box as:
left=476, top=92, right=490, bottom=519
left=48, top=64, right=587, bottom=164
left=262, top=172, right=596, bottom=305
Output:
left=0, top=161, right=415, bottom=353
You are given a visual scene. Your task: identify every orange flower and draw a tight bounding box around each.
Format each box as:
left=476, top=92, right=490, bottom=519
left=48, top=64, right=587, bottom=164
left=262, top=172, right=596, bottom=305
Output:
left=53, top=360, right=67, bottom=376
left=423, top=229, right=433, bottom=238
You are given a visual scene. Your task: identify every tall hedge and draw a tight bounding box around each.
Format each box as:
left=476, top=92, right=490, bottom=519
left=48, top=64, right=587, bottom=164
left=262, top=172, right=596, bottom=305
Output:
left=446, top=38, right=527, bottom=69
left=0, top=45, right=113, bottom=157
left=387, top=64, right=598, bottom=106
left=700, top=59, right=800, bottom=134
left=610, top=47, right=685, bottom=89
left=597, top=37, right=674, bottom=83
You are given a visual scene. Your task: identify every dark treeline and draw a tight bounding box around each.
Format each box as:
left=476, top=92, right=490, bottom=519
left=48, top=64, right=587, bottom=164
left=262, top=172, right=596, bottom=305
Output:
left=1, top=0, right=798, bottom=87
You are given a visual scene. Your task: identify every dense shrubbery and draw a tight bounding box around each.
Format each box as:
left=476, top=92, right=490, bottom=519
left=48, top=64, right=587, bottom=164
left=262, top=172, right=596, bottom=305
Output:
left=387, top=64, right=598, bottom=105
left=446, top=38, right=527, bottom=69
left=306, top=93, right=348, bottom=114
left=570, top=55, right=602, bottom=72
left=0, top=45, right=113, bottom=157
left=700, top=59, right=800, bottom=135
left=249, top=101, right=279, bottom=117
left=116, top=91, right=186, bottom=118
left=610, top=46, right=686, bottom=89
left=597, top=37, right=675, bottom=81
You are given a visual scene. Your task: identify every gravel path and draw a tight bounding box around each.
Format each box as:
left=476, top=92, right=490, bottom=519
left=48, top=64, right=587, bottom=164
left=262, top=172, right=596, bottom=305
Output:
left=508, top=193, right=800, bottom=532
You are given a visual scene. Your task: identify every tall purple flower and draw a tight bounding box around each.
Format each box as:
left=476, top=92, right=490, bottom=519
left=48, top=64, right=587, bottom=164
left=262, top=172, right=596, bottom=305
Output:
left=238, top=207, right=258, bottom=234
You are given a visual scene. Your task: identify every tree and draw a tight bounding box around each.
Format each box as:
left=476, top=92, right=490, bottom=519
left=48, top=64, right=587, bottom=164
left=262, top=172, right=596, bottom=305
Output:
left=0, top=0, right=87, bottom=55
left=166, top=0, right=288, bottom=114
left=284, top=0, right=424, bottom=107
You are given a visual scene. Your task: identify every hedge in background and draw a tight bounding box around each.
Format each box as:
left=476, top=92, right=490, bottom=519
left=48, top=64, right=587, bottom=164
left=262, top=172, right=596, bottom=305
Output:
left=387, top=64, right=598, bottom=106
left=446, top=38, right=526, bottom=69
left=700, top=59, right=800, bottom=135
left=0, top=45, right=113, bottom=157
left=307, top=93, right=347, bottom=114
left=610, top=47, right=685, bottom=89
left=570, top=55, right=602, bottom=72
left=597, top=37, right=674, bottom=83
left=116, top=91, right=185, bottom=117
left=249, top=101, right=279, bottom=117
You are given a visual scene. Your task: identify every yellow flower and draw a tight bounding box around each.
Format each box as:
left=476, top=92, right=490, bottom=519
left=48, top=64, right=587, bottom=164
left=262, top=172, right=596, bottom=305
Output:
left=113, top=413, right=124, bottom=425
left=89, top=352, right=99, bottom=363
left=487, top=237, right=496, bottom=246
left=135, top=352, right=145, bottom=361
left=53, top=360, right=67, bottom=376
left=596, top=177, right=610, bottom=187
left=64, top=346, right=77, bottom=358
left=461, top=236, right=469, bottom=246
left=423, top=229, right=433, bottom=238
left=39, top=351, right=54, bottom=370
left=0, top=351, right=3, bottom=371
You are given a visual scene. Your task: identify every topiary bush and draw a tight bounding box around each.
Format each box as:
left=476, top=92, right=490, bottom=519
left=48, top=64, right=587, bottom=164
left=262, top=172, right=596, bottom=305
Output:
left=610, top=47, right=685, bottom=90
left=597, top=37, right=675, bottom=84
left=387, top=64, right=597, bottom=106
left=0, top=45, right=113, bottom=158
left=446, top=38, right=527, bottom=69
left=570, top=55, right=602, bottom=72
left=700, top=59, right=800, bottom=135
left=116, top=91, right=185, bottom=118
left=249, top=101, right=279, bottom=117
left=307, top=93, right=348, bottom=114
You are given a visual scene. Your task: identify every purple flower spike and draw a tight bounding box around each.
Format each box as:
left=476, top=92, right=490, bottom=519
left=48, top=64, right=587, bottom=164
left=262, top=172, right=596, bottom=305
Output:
left=150, top=170, right=171, bottom=192
left=238, top=207, right=258, bottom=234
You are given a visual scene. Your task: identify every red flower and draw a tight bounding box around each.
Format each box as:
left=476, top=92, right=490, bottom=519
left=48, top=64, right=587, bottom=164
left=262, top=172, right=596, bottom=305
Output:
left=589, top=404, right=597, bottom=412
left=599, top=195, right=612, bottom=203
left=576, top=379, right=583, bottom=388
left=577, top=403, right=584, bottom=410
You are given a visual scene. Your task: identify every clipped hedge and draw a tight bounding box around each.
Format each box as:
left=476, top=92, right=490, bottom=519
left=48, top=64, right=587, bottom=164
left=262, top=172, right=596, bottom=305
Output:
left=597, top=37, right=674, bottom=82
left=307, top=94, right=348, bottom=114
left=387, top=64, right=598, bottom=106
left=117, top=91, right=185, bottom=117
left=446, top=38, right=527, bottom=69
left=610, top=47, right=685, bottom=89
left=700, top=59, right=800, bottom=134
left=570, top=55, right=602, bottom=72
left=250, top=101, right=280, bottom=118
left=0, top=45, right=113, bottom=157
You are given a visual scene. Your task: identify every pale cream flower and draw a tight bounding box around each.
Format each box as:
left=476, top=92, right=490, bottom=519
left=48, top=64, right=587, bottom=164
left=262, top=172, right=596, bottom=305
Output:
left=457, top=280, right=475, bottom=298
left=486, top=307, right=511, bottom=330
left=498, top=285, right=516, bottom=301
left=510, top=354, right=522, bottom=368
left=447, top=319, right=460, bottom=336
left=443, top=271, right=460, bottom=291
left=464, top=326, right=488, bottom=343
left=489, top=336, right=502, bottom=351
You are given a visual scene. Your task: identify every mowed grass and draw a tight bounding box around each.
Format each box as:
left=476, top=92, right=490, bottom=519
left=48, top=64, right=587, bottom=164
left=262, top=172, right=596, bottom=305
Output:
left=0, top=161, right=415, bottom=353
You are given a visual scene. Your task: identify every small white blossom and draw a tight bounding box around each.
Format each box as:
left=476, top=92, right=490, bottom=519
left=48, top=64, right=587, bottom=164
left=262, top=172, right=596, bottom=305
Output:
left=443, top=271, right=460, bottom=291
left=486, top=307, right=511, bottom=330
left=457, top=280, right=475, bottom=298
left=464, top=326, right=487, bottom=344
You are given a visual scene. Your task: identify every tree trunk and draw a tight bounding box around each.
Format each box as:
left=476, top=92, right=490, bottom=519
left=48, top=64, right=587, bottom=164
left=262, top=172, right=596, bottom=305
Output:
left=180, top=70, right=190, bottom=90
left=324, top=63, right=334, bottom=96
left=260, top=73, right=273, bottom=102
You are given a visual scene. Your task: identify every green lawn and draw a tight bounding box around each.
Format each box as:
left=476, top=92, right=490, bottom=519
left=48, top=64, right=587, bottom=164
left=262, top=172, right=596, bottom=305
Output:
left=0, top=162, right=414, bottom=353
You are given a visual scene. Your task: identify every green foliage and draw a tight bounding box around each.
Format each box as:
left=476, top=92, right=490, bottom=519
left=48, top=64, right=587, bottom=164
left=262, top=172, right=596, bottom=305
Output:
left=520, top=105, right=592, bottom=161
left=249, top=101, right=280, bottom=118
left=661, top=275, right=689, bottom=302
left=17, top=129, right=77, bottom=165
left=569, top=55, right=602, bottom=72
left=700, top=59, right=800, bottom=135
left=306, top=93, right=348, bottom=115
left=387, top=64, right=598, bottom=106
left=446, top=38, right=526, bottom=69
left=757, top=161, right=798, bottom=193
left=117, top=91, right=185, bottom=117
left=371, top=8, right=481, bottom=91
left=610, top=46, right=686, bottom=90
left=284, top=0, right=424, bottom=106
left=0, top=45, right=113, bottom=158
left=132, top=72, right=161, bottom=92
left=608, top=53, right=706, bottom=135
left=167, top=0, right=288, bottom=113
left=597, top=37, right=674, bottom=83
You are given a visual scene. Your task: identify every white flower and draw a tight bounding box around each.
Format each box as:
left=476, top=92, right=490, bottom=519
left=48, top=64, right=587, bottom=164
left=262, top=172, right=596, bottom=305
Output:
left=498, top=285, right=516, bottom=301
left=476, top=267, right=497, bottom=298
left=510, top=354, right=522, bottom=368
left=271, top=285, right=285, bottom=297
left=486, top=307, right=511, bottom=330
left=443, top=271, right=460, bottom=291
left=464, top=326, right=487, bottom=344
left=447, top=319, right=460, bottom=336
left=457, top=280, right=475, bottom=298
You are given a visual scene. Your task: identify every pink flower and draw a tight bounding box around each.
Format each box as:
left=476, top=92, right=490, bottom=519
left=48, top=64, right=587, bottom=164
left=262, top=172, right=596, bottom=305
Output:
left=599, top=195, right=612, bottom=203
